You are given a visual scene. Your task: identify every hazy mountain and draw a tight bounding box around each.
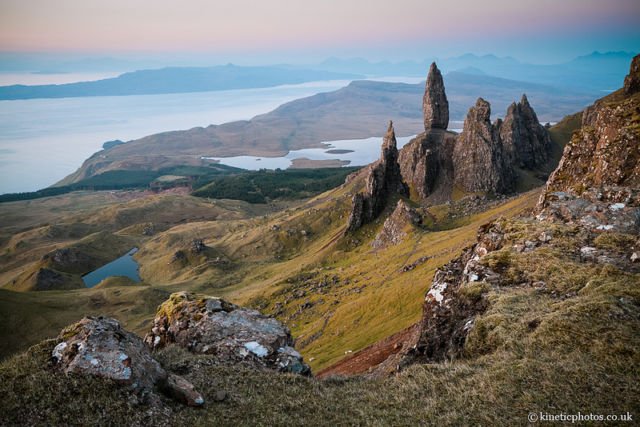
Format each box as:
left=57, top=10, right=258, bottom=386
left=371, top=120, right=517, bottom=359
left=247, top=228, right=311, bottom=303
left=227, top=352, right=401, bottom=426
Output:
left=312, top=51, right=637, bottom=91
left=0, top=65, right=362, bottom=100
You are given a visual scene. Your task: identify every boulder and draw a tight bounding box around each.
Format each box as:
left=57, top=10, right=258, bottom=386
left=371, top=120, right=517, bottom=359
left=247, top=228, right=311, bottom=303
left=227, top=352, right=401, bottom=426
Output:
left=51, top=316, right=204, bottom=406
left=144, top=292, right=311, bottom=376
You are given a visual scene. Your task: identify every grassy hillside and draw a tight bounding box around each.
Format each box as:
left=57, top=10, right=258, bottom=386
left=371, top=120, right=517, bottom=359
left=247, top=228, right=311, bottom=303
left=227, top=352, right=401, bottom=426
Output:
left=2, top=244, right=637, bottom=425
left=0, top=176, right=539, bottom=372
left=3, top=188, right=637, bottom=424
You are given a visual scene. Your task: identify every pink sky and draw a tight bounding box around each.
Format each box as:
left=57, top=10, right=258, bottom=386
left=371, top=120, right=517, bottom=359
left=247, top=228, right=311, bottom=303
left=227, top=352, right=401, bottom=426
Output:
left=1, top=0, right=638, bottom=61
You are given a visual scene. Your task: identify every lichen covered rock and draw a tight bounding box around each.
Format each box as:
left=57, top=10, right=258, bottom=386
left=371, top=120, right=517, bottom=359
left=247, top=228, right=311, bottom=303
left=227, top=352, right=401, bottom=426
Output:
left=51, top=316, right=204, bottom=406
left=144, top=292, right=311, bottom=375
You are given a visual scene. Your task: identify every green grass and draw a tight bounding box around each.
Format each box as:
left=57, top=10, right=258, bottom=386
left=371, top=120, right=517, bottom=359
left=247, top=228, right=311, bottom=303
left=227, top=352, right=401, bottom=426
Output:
left=192, top=167, right=359, bottom=203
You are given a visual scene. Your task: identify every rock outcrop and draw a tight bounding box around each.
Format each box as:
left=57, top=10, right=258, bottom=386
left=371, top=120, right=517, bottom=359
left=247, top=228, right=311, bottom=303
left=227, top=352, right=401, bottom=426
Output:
left=397, top=63, right=456, bottom=203
left=347, top=122, right=409, bottom=231
left=144, top=292, right=311, bottom=375
left=33, top=268, right=68, bottom=290
left=453, top=98, right=515, bottom=194
left=624, top=54, right=640, bottom=95
left=540, top=56, right=640, bottom=207
left=500, top=94, right=552, bottom=169
left=423, top=62, right=449, bottom=130
left=51, top=316, right=204, bottom=406
left=398, top=130, right=457, bottom=203
left=371, top=199, right=422, bottom=249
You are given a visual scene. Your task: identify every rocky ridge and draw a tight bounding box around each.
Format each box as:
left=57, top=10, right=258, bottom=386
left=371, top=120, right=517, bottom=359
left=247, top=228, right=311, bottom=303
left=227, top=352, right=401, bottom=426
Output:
left=346, top=121, right=409, bottom=231
left=540, top=54, right=640, bottom=207
left=347, top=62, right=553, bottom=229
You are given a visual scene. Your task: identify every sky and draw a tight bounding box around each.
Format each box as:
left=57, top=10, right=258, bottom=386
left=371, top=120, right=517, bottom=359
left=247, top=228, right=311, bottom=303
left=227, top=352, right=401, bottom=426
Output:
left=0, top=0, right=639, bottom=64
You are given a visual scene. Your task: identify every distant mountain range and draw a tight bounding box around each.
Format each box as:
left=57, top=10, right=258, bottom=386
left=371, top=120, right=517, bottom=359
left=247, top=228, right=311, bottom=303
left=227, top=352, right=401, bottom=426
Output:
left=313, top=51, right=637, bottom=91
left=0, top=65, right=361, bottom=100
left=0, top=51, right=634, bottom=100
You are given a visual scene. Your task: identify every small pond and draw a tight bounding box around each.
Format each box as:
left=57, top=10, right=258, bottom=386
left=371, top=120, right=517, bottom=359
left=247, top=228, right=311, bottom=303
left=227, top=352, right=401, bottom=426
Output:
left=82, top=248, right=141, bottom=288
left=201, top=128, right=462, bottom=171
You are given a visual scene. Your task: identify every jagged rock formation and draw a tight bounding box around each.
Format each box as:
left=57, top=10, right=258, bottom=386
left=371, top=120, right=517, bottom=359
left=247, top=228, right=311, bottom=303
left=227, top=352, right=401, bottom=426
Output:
left=453, top=98, right=515, bottom=194
left=347, top=122, right=409, bottom=231
left=500, top=94, right=552, bottom=169
left=144, top=292, right=311, bottom=375
left=541, top=54, right=640, bottom=207
left=365, top=54, right=640, bottom=377
left=371, top=199, right=422, bottom=248
left=399, top=63, right=551, bottom=203
left=51, top=316, right=204, bottom=406
left=348, top=62, right=553, bottom=230
left=423, top=62, right=449, bottom=130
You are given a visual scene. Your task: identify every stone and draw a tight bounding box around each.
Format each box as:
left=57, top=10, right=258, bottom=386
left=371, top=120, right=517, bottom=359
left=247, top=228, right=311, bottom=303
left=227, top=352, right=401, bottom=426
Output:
left=413, top=245, right=489, bottom=362
left=631, top=252, right=639, bottom=263
left=51, top=316, right=203, bottom=406
left=452, top=98, right=515, bottom=194
left=538, top=231, right=553, bottom=243
left=423, top=62, right=449, bottom=130
left=144, top=292, right=311, bottom=376
left=190, top=239, right=206, bottom=253
left=162, top=373, right=205, bottom=407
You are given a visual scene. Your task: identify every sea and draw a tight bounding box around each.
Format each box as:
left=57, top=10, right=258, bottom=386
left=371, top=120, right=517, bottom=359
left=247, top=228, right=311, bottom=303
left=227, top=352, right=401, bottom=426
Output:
left=0, top=74, right=430, bottom=195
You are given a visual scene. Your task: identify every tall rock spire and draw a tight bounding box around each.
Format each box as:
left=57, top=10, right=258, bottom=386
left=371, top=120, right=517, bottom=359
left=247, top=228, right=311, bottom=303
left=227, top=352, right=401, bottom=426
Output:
left=346, top=121, right=408, bottom=231
left=423, top=62, right=449, bottom=130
